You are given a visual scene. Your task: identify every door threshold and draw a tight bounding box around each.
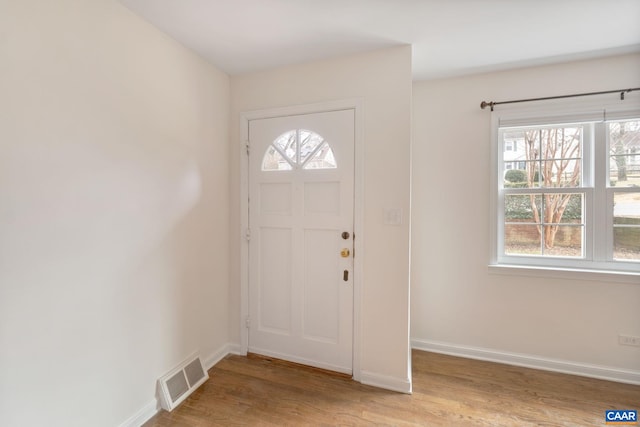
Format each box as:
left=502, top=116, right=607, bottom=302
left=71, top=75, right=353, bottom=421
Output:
left=247, top=352, right=353, bottom=380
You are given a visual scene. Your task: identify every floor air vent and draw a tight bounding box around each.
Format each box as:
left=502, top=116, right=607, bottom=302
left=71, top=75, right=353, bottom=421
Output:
left=158, top=354, right=209, bottom=411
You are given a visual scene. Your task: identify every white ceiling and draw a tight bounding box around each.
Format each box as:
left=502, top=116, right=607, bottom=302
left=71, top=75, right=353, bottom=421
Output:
left=119, top=0, right=640, bottom=80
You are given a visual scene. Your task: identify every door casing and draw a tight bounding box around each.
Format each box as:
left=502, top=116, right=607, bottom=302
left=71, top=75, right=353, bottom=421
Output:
left=239, top=99, right=364, bottom=381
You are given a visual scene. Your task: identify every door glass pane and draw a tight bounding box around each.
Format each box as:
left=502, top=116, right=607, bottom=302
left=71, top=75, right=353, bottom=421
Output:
left=299, top=130, right=325, bottom=163
left=263, top=129, right=337, bottom=171
left=273, top=131, right=297, bottom=163
left=262, top=146, right=293, bottom=171
left=303, top=142, right=336, bottom=169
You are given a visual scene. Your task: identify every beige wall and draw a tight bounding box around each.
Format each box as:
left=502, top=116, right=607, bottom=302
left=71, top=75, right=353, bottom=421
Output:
left=411, top=53, right=640, bottom=376
left=0, top=1, right=230, bottom=426
left=229, top=46, right=413, bottom=390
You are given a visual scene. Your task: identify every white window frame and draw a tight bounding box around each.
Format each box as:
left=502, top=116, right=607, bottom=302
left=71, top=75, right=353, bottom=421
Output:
left=489, top=96, right=640, bottom=282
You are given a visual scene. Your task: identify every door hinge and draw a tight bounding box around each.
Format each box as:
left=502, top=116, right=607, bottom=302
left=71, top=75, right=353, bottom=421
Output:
left=245, top=316, right=251, bottom=329
left=245, top=141, right=250, bottom=156
left=245, top=228, right=251, bottom=241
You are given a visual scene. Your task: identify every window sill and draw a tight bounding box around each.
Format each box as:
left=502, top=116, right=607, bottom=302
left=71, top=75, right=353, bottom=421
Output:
left=488, top=264, right=640, bottom=284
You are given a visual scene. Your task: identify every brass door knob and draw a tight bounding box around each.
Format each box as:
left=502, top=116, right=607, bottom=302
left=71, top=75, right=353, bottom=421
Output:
left=341, top=248, right=350, bottom=258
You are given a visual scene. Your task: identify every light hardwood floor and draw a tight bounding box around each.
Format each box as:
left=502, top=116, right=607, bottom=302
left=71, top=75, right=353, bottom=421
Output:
left=143, top=350, right=640, bottom=426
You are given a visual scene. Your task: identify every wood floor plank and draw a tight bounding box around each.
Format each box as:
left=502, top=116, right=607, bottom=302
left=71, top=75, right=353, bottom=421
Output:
left=143, top=350, right=640, bottom=426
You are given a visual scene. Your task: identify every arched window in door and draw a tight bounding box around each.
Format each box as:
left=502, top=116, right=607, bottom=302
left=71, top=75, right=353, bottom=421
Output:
left=262, top=129, right=337, bottom=171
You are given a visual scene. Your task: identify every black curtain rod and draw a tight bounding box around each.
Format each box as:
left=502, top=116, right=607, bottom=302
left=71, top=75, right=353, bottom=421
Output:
left=480, top=87, right=640, bottom=111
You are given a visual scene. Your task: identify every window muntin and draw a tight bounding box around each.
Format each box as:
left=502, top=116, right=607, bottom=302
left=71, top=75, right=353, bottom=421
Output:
left=496, top=116, right=640, bottom=273
left=262, top=129, right=336, bottom=171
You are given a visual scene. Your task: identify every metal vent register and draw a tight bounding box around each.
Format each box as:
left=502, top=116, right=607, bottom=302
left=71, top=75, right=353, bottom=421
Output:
left=157, top=354, right=208, bottom=411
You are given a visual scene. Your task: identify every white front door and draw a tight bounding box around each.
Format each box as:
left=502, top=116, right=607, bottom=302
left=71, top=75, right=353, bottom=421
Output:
left=248, top=109, right=354, bottom=374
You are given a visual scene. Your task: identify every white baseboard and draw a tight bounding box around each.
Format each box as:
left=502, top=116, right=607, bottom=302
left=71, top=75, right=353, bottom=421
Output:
left=117, top=399, right=158, bottom=427
left=360, top=371, right=412, bottom=394
left=204, top=342, right=243, bottom=370
left=118, top=342, right=242, bottom=427
left=411, top=338, right=640, bottom=385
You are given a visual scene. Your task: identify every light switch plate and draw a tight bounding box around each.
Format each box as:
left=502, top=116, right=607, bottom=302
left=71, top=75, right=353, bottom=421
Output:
left=383, top=208, right=403, bottom=225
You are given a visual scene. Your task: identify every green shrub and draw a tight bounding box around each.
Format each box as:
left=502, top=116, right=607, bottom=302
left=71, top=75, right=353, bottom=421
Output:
left=505, top=194, right=583, bottom=220
left=505, top=169, right=526, bottom=183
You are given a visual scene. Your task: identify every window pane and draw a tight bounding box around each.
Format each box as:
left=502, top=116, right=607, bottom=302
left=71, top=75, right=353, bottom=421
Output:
left=504, top=193, right=583, bottom=258
left=503, top=165, right=527, bottom=187
left=613, top=192, right=640, bottom=261
left=503, top=127, right=582, bottom=188
left=504, top=194, right=541, bottom=255
left=505, top=194, right=541, bottom=222
left=609, top=120, right=640, bottom=188
left=504, top=225, right=583, bottom=258
left=522, top=160, right=542, bottom=188
left=541, top=225, right=583, bottom=258
left=505, top=224, right=542, bottom=256
left=538, top=127, right=582, bottom=187
left=544, top=193, right=583, bottom=225
left=541, top=193, right=583, bottom=258
left=503, top=130, right=530, bottom=187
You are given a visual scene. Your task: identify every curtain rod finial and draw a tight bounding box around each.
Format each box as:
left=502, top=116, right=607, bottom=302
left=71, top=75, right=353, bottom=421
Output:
left=480, top=101, right=494, bottom=111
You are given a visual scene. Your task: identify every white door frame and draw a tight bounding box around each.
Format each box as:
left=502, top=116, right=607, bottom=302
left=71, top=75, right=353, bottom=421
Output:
left=239, top=98, right=364, bottom=381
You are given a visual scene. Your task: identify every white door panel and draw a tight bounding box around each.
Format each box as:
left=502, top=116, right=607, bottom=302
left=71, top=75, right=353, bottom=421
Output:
left=248, top=109, right=354, bottom=373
